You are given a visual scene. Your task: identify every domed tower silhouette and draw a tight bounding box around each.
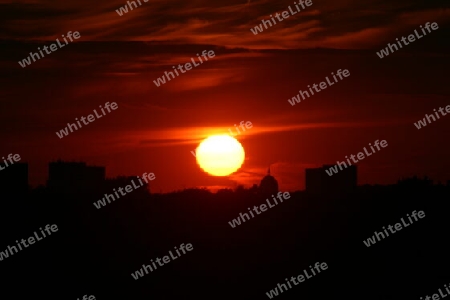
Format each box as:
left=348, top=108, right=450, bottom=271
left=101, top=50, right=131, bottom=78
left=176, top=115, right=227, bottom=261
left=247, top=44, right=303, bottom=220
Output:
left=259, top=167, right=278, bottom=197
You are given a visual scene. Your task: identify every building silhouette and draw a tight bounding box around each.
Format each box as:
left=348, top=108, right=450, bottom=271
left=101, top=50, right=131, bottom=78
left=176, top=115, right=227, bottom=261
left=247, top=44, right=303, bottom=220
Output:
left=47, top=160, right=105, bottom=192
left=305, top=165, right=357, bottom=193
left=259, top=167, right=278, bottom=196
left=305, top=167, right=323, bottom=193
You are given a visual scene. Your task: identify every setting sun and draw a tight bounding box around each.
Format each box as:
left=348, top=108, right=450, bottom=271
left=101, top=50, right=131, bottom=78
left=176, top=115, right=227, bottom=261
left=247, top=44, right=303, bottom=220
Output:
left=195, top=135, right=245, bottom=176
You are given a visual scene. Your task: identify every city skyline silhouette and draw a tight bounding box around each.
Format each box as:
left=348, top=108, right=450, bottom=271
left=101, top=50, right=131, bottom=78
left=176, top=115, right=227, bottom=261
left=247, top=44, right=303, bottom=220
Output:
left=1, top=0, right=449, bottom=299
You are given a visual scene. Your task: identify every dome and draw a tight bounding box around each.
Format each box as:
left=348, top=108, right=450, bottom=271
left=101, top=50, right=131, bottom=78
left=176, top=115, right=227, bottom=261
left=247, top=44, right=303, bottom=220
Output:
left=259, top=167, right=278, bottom=196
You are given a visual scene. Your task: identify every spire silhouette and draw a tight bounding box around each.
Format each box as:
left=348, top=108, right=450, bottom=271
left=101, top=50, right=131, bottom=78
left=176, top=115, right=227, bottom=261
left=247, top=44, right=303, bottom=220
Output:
left=259, top=165, right=278, bottom=197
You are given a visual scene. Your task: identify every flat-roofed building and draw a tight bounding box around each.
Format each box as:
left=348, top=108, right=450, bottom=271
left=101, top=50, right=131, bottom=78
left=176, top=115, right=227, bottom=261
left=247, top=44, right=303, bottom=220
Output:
left=47, top=160, right=105, bottom=192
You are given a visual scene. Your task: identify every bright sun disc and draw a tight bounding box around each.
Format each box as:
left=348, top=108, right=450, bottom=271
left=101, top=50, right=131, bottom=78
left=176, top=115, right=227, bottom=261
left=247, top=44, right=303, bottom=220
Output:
left=196, top=135, right=245, bottom=176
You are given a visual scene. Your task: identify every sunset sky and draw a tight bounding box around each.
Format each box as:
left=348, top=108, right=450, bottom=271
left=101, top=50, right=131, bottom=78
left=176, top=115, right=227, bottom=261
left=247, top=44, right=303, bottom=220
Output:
left=1, top=0, right=449, bottom=192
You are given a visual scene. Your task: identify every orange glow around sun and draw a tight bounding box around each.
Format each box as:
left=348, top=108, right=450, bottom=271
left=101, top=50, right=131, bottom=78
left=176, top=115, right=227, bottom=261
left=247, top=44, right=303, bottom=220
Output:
left=195, top=135, right=245, bottom=176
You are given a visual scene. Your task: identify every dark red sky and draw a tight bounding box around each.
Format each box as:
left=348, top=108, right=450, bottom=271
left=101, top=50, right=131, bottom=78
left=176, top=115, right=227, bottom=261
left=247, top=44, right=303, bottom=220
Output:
left=0, top=0, right=449, bottom=192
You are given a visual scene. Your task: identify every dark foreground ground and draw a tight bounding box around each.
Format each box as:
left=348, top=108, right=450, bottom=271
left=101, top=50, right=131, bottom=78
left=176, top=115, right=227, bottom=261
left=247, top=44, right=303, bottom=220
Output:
left=1, top=178, right=449, bottom=300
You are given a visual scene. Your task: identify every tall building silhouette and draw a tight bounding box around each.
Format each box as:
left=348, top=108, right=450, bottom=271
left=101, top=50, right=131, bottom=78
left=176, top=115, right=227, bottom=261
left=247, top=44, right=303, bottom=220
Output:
left=305, top=167, right=323, bottom=193
left=47, top=160, right=105, bottom=192
left=305, top=165, right=357, bottom=193
left=259, top=167, right=278, bottom=196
